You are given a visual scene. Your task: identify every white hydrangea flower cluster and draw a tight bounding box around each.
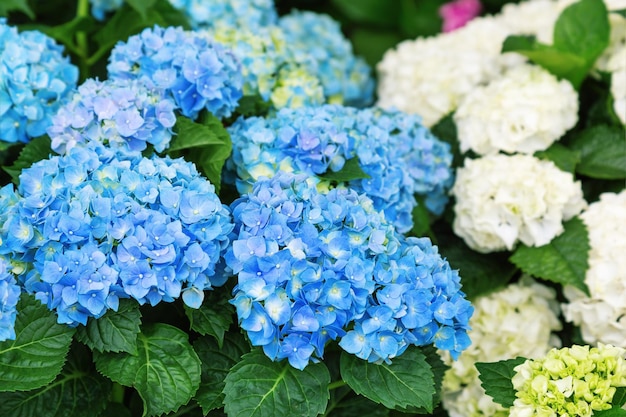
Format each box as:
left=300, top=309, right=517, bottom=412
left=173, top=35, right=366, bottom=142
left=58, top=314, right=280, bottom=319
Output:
left=451, top=154, right=586, bottom=253
left=376, top=17, right=523, bottom=127
left=496, top=0, right=564, bottom=44
left=455, top=64, right=578, bottom=155
left=442, top=278, right=562, bottom=417
left=563, top=190, right=626, bottom=347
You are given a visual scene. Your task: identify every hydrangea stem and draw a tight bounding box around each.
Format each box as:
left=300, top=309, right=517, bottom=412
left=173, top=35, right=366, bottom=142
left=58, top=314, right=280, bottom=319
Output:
left=327, top=380, right=347, bottom=390
left=75, top=0, right=90, bottom=79
left=111, top=383, right=125, bottom=403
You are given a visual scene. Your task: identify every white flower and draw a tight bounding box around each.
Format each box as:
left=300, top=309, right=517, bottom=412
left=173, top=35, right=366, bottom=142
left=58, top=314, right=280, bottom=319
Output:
left=563, top=190, right=626, bottom=346
left=441, top=278, right=562, bottom=416
left=376, top=17, right=523, bottom=127
left=451, top=154, right=586, bottom=253
left=496, top=0, right=564, bottom=44
left=455, top=64, right=578, bottom=155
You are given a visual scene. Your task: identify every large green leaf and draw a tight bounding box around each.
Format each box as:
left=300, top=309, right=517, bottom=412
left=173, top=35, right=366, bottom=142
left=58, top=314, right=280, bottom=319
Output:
left=169, top=114, right=229, bottom=152
left=0, top=344, right=111, bottom=417
left=552, top=0, right=609, bottom=63
left=502, top=36, right=588, bottom=88
left=2, top=136, right=52, bottom=184
left=93, top=323, right=201, bottom=417
left=193, top=332, right=249, bottom=414
left=0, top=294, right=75, bottom=392
left=510, top=217, right=589, bottom=294
left=223, top=349, right=330, bottom=417
left=340, top=346, right=436, bottom=412
left=169, top=113, right=232, bottom=191
left=184, top=289, right=234, bottom=348
left=75, top=299, right=142, bottom=354
left=476, top=357, right=527, bottom=408
left=569, top=125, right=626, bottom=179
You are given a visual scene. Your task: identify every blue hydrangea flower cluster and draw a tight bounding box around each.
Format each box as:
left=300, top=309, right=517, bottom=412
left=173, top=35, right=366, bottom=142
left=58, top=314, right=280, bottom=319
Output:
left=107, top=25, right=243, bottom=120
left=0, top=144, right=233, bottom=327
left=0, top=19, right=78, bottom=144
left=226, top=172, right=472, bottom=369
left=353, top=108, right=454, bottom=216
left=339, top=236, right=473, bottom=362
left=89, top=0, right=123, bottom=20
left=48, top=78, right=177, bottom=157
left=168, top=0, right=278, bottom=29
left=204, top=24, right=325, bottom=109
left=227, top=104, right=454, bottom=233
left=279, top=11, right=374, bottom=107
left=0, top=257, right=20, bottom=342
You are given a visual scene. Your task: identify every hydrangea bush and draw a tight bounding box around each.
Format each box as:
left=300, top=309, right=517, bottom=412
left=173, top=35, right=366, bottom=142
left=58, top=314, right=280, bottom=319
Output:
left=0, top=0, right=623, bottom=416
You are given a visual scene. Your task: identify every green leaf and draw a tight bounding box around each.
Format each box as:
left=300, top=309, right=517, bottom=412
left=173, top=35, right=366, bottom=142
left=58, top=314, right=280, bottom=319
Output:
left=234, top=94, right=271, bottom=118
left=435, top=229, right=516, bottom=300
left=594, top=408, right=626, bottom=417
left=476, top=357, right=527, bottom=408
left=569, top=125, right=626, bottom=179
left=340, top=346, right=435, bottom=412
left=94, top=323, right=201, bottom=417
left=318, top=158, right=370, bottom=182
left=124, top=0, right=158, bottom=20
left=223, top=349, right=330, bottom=417
left=534, top=142, right=581, bottom=174
left=502, top=35, right=588, bottom=88
left=327, top=395, right=389, bottom=417
left=169, top=114, right=229, bottom=152
left=553, top=0, right=609, bottom=63
left=411, top=196, right=433, bottom=238
left=75, top=299, right=142, bottom=354
left=0, top=344, right=112, bottom=417
left=0, top=0, right=34, bottom=19
left=0, top=294, right=75, bottom=392
left=2, top=136, right=52, bottom=184
left=613, top=387, right=626, bottom=408
left=168, top=113, right=232, bottom=191
left=431, top=113, right=463, bottom=168
left=193, top=332, right=249, bottom=414
left=185, top=289, right=234, bottom=348
left=510, top=217, right=590, bottom=294
left=92, top=0, right=190, bottom=61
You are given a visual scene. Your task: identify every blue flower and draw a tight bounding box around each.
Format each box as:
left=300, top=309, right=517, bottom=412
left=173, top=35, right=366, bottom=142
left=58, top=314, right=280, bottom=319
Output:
left=89, top=0, right=124, bottom=20
left=108, top=25, right=243, bottom=120
left=0, top=145, right=234, bottom=327
left=279, top=11, right=374, bottom=107
left=342, top=236, right=474, bottom=362
left=0, top=258, right=20, bottom=341
left=0, top=19, right=78, bottom=144
left=227, top=105, right=454, bottom=233
left=48, top=78, right=177, bottom=157
left=167, top=0, right=278, bottom=30
left=227, top=172, right=403, bottom=369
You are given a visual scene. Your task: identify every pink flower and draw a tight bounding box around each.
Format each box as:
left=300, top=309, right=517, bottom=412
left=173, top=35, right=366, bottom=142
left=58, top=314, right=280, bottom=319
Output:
left=439, top=0, right=482, bottom=33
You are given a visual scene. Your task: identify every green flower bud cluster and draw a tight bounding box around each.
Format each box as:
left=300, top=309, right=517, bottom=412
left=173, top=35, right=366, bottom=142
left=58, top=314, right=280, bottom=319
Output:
left=510, top=344, right=626, bottom=417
